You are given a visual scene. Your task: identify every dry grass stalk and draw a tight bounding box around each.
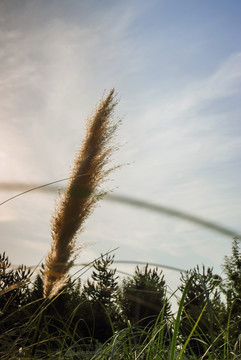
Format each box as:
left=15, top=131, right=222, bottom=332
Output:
left=43, top=89, right=119, bottom=298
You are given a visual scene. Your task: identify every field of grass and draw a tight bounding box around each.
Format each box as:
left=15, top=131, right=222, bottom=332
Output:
left=0, top=253, right=241, bottom=360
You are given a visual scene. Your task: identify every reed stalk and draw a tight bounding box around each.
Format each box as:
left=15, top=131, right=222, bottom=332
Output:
left=43, top=89, right=119, bottom=298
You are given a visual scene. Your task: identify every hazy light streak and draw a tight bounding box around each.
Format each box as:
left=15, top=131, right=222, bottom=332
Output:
left=0, top=182, right=240, bottom=238
left=105, top=194, right=240, bottom=239
left=11, top=259, right=185, bottom=273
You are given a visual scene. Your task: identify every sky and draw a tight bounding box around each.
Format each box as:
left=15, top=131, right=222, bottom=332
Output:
left=0, top=0, right=241, bottom=296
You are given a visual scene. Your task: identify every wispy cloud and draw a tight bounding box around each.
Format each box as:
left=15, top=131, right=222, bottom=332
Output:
left=0, top=0, right=240, bottom=287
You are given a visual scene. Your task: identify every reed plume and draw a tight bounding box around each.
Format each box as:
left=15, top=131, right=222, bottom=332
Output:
left=43, top=89, right=119, bottom=298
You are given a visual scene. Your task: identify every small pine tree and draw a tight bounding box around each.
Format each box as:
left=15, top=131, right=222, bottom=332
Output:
left=0, top=252, right=32, bottom=312
left=119, top=264, right=172, bottom=331
left=0, top=253, right=32, bottom=352
left=222, top=237, right=241, bottom=351
left=81, top=254, right=119, bottom=343
left=179, top=265, right=224, bottom=357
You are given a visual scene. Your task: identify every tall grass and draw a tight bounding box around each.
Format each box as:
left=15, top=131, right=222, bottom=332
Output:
left=1, top=260, right=241, bottom=359
left=43, top=89, right=119, bottom=298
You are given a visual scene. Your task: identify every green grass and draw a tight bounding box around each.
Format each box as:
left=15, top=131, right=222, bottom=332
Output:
left=0, top=276, right=240, bottom=360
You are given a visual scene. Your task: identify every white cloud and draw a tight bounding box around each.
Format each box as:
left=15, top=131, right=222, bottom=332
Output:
left=21, top=239, right=49, bottom=253
left=0, top=207, right=16, bottom=222
left=0, top=0, right=240, bottom=288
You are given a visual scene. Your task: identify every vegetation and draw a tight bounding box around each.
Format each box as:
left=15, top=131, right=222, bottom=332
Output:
left=43, top=88, right=119, bottom=298
left=222, top=237, right=241, bottom=355
left=119, top=264, right=171, bottom=333
left=179, top=265, right=225, bottom=357
left=80, top=254, right=120, bottom=343
left=0, top=240, right=241, bottom=359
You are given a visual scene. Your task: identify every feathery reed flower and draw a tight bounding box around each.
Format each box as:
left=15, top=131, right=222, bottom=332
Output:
left=43, top=89, right=119, bottom=298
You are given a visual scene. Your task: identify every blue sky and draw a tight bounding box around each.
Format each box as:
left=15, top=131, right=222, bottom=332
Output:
left=0, top=0, right=241, bottom=294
